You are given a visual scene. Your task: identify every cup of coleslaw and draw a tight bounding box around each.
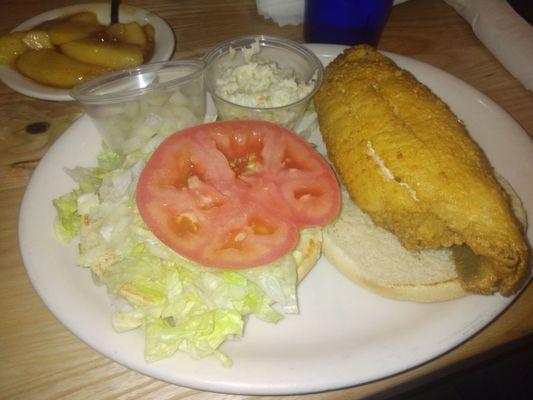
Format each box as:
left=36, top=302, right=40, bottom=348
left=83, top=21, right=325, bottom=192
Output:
left=71, top=60, right=206, bottom=153
left=203, top=36, right=323, bottom=129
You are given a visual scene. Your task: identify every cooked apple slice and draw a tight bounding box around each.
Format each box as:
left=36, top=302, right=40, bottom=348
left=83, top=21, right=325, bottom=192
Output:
left=22, top=30, right=53, bottom=50
left=121, top=22, right=148, bottom=47
left=0, top=32, right=27, bottom=64
left=60, top=38, right=144, bottom=69
left=15, top=49, right=108, bottom=88
left=106, top=22, right=147, bottom=47
left=143, top=24, right=155, bottom=43
left=47, top=21, right=103, bottom=45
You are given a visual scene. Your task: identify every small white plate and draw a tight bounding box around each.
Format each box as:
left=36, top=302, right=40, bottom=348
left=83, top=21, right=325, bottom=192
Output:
left=19, top=44, right=533, bottom=395
left=0, top=3, right=175, bottom=101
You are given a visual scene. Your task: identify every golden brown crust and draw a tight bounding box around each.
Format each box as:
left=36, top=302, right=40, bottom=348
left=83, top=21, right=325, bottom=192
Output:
left=315, top=45, right=529, bottom=296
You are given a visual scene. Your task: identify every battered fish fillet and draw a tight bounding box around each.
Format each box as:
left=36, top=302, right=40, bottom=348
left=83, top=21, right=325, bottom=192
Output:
left=314, top=45, right=529, bottom=296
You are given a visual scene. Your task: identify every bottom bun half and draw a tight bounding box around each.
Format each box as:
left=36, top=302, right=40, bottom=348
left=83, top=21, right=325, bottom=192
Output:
left=323, top=176, right=526, bottom=303
left=323, top=191, right=468, bottom=303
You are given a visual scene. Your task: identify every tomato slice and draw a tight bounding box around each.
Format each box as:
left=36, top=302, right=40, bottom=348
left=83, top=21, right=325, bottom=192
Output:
left=136, top=120, right=340, bottom=269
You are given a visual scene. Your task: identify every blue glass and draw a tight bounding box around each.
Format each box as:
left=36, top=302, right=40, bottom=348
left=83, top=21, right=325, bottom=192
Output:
left=304, top=0, right=394, bottom=46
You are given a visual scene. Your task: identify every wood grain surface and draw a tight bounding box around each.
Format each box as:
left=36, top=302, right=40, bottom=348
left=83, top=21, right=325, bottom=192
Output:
left=1, top=0, right=532, bottom=399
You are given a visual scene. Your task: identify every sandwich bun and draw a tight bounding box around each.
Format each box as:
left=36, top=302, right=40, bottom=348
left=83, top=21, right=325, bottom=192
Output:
left=323, top=176, right=527, bottom=303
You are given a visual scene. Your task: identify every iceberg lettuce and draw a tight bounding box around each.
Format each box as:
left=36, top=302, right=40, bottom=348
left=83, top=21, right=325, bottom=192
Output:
left=53, top=191, right=81, bottom=242
left=53, top=141, right=300, bottom=366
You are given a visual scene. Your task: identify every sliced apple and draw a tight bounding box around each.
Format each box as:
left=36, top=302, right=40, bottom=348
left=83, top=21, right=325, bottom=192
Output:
left=47, top=21, right=103, bottom=45
left=22, top=30, right=53, bottom=50
left=15, top=49, right=108, bottom=88
left=0, top=32, right=27, bottom=64
left=60, top=38, right=144, bottom=69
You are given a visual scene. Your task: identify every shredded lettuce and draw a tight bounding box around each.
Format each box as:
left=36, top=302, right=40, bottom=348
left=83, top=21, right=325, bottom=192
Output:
left=145, top=309, right=243, bottom=366
left=53, top=138, right=301, bottom=366
left=53, top=191, right=82, bottom=242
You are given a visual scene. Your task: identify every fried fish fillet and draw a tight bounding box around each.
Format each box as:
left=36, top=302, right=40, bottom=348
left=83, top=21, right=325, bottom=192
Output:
left=314, top=45, right=529, bottom=296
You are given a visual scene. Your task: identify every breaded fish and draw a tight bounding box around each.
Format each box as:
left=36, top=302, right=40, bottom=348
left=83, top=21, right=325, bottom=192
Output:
left=314, top=45, right=529, bottom=296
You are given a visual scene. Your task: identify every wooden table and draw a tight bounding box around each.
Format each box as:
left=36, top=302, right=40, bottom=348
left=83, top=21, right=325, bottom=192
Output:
left=1, top=0, right=532, bottom=399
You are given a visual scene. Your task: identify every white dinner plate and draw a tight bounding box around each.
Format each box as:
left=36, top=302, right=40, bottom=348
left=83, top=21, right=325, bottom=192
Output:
left=0, top=3, right=175, bottom=101
left=19, top=44, right=533, bottom=395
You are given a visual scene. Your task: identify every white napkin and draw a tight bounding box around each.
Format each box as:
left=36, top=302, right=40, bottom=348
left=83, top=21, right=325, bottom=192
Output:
left=257, top=0, right=304, bottom=26
left=257, top=0, right=410, bottom=27
left=445, top=0, right=533, bottom=91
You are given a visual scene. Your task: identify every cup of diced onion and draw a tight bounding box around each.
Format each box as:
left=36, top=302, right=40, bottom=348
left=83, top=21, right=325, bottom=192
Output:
left=203, top=36, right=323, bottom=129
left=71, top=60, right=206, bottom=153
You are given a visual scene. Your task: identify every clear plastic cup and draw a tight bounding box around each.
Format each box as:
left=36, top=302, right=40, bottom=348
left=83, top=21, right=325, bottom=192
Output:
left=71, top=60, right=206, bottom=153
left=203, top=36, right=323, bottom=130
